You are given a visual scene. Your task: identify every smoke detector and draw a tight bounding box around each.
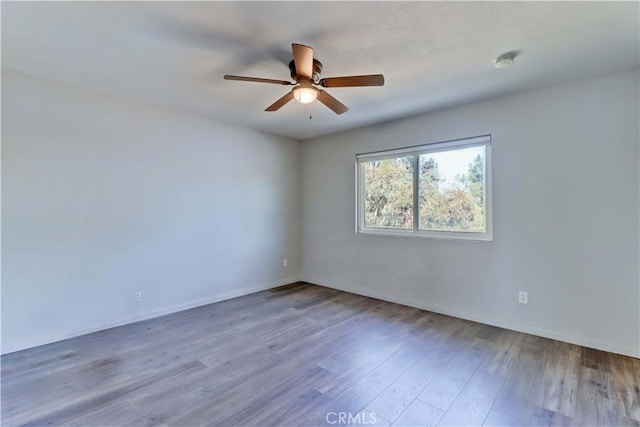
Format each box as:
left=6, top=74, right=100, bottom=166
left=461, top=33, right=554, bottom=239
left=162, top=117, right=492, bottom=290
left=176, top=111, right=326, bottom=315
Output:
left=494, top=53, right=516, bottom=69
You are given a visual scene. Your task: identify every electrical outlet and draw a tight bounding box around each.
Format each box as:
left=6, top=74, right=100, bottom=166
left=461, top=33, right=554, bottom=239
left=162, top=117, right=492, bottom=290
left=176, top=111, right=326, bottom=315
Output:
left=518, top=291, right=528, bottom=304
left=135, top=292, right=142, bottom=301
left=283, top=258, right=288, bottom=267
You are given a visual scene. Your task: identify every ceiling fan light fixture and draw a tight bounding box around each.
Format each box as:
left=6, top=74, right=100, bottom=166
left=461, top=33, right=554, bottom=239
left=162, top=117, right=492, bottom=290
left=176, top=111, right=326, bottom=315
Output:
left=293, top=86, right=318, bottom=104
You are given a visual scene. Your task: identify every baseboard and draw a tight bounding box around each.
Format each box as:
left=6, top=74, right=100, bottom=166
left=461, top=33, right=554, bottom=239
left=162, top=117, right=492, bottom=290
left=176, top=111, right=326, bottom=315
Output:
left=303, top=277, right=640, bottom=359
left=1, top=277, right=300, bottom=355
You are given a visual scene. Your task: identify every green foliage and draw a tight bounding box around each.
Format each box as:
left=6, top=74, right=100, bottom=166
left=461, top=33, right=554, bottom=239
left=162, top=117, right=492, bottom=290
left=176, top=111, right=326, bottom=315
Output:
left=364, top=157, right=413, bottom=229
left=364, top=152, right=486, bottom=233
left=460, top=154, right=485, bottom=206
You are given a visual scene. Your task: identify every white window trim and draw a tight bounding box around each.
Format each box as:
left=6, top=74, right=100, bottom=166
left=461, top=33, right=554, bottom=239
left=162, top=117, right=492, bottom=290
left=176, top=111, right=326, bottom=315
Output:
left=355, top=135, right=493, bottom=242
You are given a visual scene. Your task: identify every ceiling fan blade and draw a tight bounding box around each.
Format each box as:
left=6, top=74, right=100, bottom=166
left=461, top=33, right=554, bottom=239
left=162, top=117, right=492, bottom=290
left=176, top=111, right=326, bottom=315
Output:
left=317, top=90, right=349, bottom=115
left=224, top=75, right=293, bottom=85
left=265, top=92, right=295, bottom=112
left=319, top=74, right=385, bottom=88
left=292, top=43, right=314, bottom=79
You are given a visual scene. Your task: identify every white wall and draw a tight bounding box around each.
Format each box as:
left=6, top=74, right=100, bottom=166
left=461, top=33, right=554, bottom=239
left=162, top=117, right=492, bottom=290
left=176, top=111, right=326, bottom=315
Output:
left=4, top=67, right=639, bottom=358
left=1, top=69, right=301, bottom=354
left=301, top=69, right=640, bottom=357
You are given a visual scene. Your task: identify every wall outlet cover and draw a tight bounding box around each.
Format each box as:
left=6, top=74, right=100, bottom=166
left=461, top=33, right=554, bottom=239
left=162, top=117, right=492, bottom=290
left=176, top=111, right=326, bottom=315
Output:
left=518, top=291, right=528, bottom=304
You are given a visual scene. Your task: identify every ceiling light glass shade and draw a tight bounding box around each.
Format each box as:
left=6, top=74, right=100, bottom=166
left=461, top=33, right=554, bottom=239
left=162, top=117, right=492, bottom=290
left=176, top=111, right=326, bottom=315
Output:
left=293, top=86, right=318, bottom=104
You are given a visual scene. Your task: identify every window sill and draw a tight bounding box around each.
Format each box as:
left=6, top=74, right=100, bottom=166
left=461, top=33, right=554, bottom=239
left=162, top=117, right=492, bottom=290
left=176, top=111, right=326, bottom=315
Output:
left=356, top=228, right=493, bottom=242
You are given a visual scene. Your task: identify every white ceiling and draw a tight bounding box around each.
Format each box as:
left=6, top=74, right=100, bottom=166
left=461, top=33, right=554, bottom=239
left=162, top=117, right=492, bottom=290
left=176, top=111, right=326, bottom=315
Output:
left=2, top=1, right=639, bottom=140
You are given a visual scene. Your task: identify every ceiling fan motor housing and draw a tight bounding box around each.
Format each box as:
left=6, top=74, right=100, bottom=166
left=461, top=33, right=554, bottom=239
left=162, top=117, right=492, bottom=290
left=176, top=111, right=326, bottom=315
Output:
left=289, top=59, right=323, bottom=83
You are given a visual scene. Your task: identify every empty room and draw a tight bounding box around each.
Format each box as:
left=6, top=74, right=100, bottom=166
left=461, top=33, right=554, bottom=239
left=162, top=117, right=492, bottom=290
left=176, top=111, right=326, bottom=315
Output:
left=2, top=1, right=639, bottom=426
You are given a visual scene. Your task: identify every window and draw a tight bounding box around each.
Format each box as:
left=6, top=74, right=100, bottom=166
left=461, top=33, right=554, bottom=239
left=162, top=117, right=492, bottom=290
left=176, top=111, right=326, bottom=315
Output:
left=356, top=135, right=492, bottom=241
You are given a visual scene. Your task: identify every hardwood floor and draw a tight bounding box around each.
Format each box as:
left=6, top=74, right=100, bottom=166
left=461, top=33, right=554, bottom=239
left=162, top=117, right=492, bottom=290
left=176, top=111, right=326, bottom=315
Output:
left=2, top=282, right=639, bottom=426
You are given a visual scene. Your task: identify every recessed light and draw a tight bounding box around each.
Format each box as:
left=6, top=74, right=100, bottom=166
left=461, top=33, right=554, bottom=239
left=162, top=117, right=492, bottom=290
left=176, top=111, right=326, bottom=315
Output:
left=494, top=53, right=516, bottom=69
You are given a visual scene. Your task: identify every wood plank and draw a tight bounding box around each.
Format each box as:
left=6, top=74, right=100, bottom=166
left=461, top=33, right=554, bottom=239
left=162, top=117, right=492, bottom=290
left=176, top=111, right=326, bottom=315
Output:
left=491, top=335, right=551, bottom=418
left=436, top=370, right=504, bottom=426
left=303, top=344, right=428, bottom=426
left=392, top=400, right=444, bottom=426
left=536, top=341, right=580, bottom=417
left=366, top=345, right=454, bottom=422
left=211, top=365, right=333, bottom=427
left=483, top=409, right=520, bottom=426
left=2, top=283, right=637, bottom=427
left=483, top=407, right=572, bottom=427
left=479, top=328, right=526, bottom=377
left=610, top=353, right=640, bottom=422
left=573, top=366, right=622, bottom=426
left=169, top=363, right=332, bottom=426
left=417, top=339, right=486, bottom=411
left=19, top=360, right=207, bottom=426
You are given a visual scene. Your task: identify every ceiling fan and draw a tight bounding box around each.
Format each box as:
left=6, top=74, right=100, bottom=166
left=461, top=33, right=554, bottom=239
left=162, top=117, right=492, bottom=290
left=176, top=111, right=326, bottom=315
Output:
left=224, top=43, right=385, bottom=115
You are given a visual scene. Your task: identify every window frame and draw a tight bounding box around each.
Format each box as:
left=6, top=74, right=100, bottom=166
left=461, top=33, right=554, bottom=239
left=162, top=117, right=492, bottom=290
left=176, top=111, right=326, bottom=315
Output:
left=356, top=135, right=493, bottom=241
